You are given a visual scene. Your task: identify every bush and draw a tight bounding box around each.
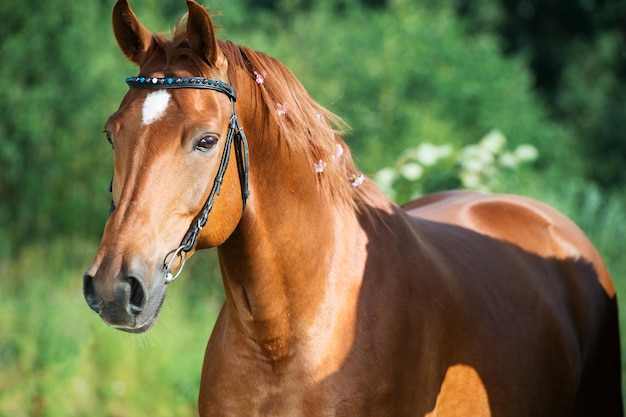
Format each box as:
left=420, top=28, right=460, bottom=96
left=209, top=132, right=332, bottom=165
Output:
left=0, top=1, right=130, bottom=249
left=555, top=32, right=626, bottom=188
left=374, top=130, right=538, bottom=202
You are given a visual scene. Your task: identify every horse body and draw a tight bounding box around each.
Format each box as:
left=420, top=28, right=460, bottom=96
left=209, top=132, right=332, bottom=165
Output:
left=198, top=188, right=621, bottom=416
left=84, top=1, right=622, bottom=415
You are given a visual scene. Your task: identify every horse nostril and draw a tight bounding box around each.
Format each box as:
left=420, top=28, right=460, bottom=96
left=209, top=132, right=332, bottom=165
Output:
left=126, top=276, right=147, bottom=314
left=83, top=273, right=102, bottom=314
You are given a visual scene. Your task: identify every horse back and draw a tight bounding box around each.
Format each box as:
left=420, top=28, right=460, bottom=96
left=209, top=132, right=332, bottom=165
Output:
left=403, top=190, right=614, bottom=296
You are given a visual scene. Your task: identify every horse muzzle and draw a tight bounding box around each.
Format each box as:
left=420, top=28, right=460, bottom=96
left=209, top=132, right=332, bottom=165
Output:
left=83, top=265, right=166, bottom=333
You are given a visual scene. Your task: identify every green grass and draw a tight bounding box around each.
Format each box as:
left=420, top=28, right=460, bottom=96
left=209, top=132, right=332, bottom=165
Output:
left=0, top=239, right=221, bottom=417
left=1, top=184, right=624, bottom=415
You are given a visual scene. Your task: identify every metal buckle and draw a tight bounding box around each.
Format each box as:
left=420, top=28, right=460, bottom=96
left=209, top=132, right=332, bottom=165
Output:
left=163, top=245, right=188, bottom=284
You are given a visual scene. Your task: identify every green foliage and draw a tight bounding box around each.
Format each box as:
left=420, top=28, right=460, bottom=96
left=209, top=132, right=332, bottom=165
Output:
left=238, top=1, right=572, bottom=176
left=0, top=1, right=130, bottom=250
left=457, top=0, right=626, bottom=189
left=555, top=31, right=626, bottom=187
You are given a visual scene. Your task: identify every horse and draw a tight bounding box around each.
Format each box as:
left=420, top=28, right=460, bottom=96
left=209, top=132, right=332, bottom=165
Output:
left=83, top=1, right=623, bottom=415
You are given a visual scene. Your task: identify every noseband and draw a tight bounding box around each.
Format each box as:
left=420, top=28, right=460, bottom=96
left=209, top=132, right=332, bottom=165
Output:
left=122, top=76, right=250, bottom=283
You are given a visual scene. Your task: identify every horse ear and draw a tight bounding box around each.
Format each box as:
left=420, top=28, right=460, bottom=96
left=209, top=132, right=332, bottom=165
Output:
left=112, top=0, right=155, bottom=65
left=186, top=0, right=225, bottom=68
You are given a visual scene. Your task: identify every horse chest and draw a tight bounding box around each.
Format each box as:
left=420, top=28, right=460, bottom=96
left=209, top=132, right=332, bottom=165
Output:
left=198, top=331, right=399, bottom=416
left=198, top=365, right=349, bottom=417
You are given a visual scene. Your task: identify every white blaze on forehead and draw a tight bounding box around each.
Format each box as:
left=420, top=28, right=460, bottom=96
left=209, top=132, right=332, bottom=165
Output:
left=142, top=90, right=171, bottom=125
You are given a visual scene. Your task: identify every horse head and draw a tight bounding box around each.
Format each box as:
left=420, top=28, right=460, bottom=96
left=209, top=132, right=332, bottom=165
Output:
left=83, top=0, right=247, bottom=332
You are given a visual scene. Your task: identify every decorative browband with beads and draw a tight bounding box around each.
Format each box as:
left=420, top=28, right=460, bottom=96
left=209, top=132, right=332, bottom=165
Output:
left=125, top=76, right=236, bottom=101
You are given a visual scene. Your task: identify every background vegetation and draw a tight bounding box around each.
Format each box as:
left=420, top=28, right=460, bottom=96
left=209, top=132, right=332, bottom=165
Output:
left=1, top=0, right=624, bottom=415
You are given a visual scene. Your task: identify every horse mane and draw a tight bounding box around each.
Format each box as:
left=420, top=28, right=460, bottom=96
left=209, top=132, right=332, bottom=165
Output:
left=152, top=20, right=386, bottom=211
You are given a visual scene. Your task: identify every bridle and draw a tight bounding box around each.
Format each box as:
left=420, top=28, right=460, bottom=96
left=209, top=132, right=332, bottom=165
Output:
left=119, top=76, right=250, bottom=284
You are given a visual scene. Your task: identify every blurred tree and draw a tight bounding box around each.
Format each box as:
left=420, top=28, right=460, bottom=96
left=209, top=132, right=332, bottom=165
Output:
left=243, top=1, right=575, bottom=177
left=242, top=0, right=626, bottom=187
left=496, top=0, right=625, bottom=96
left=555, top=32, right=626, bottom=187
left=453, top=0, right=626, bottom=187
left=0, top=1, right=124, bottom=251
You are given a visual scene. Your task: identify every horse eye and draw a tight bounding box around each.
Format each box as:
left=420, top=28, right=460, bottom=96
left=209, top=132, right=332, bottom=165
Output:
left=196, top=135, right=218, bottom=152
left=104, top=131, right=114, bottom=149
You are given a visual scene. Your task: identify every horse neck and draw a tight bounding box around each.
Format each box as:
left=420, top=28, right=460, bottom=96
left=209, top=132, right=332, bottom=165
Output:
left=216, top=107, right=368, bottom=364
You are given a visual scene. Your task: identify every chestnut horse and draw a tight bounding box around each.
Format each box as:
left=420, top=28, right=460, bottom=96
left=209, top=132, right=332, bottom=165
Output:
left=83, top=1, right=623, bottom=415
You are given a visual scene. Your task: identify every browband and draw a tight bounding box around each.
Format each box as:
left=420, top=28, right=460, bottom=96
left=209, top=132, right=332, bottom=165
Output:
left=125, top=76, right=236, bottom=101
